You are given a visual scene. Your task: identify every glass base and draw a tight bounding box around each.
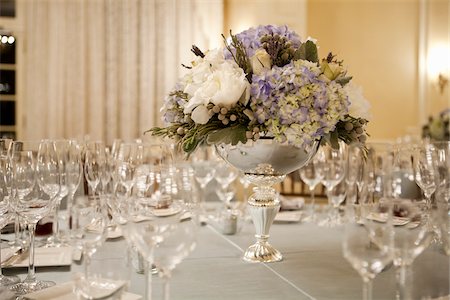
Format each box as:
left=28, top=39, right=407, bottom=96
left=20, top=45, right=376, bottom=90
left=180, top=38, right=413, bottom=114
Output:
left=10, top=280, right=55, bottom=295
left=243, top=242, right=282, bottom=263
left=0, top=274, right=21, bottom=286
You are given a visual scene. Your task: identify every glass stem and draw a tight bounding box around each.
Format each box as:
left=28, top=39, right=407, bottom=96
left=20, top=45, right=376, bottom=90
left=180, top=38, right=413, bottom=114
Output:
left=84, top=252, right=92, bottom=280
left=14, top=214, right=20, bottom=246
left=52, top=198, right=62, bottom=242
left=396, top=265, right=413, bottom=300
left=162, top=269, right=171, bottom=300
left=25, top=222, right=37, bottom=283
left=362, top=278, right=373, bottom=300
left=0, top=232, right=3, bottom=276
left=145, top=249, right=154, bottom=300
left=309, top=187, right=315, bottom=220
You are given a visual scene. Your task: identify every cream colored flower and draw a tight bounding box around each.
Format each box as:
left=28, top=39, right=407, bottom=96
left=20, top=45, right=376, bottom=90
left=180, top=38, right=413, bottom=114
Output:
left=344, top=82, right=372, bottom=120
left=250, top=49, right=272, bottom=75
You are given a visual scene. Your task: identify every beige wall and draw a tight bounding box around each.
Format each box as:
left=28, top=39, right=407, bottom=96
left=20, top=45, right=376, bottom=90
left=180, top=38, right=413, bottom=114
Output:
left=225, top=0, right=450, bottom=141
left=224, top=0, right=307, bottom=38
left=307, top=0, right=421, bottom=141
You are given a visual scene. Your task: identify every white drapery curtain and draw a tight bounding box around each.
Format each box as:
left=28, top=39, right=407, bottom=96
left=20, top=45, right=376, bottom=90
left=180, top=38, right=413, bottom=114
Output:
left=21, top=0, right=223, bottom=144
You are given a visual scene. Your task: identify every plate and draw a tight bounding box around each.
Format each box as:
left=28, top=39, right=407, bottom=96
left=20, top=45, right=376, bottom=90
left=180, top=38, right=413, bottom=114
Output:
left=4, top=246, right=73, bottom=268
left=151, top=205, right=182, bottom=217
left=23, top=281, right=142, bottom=300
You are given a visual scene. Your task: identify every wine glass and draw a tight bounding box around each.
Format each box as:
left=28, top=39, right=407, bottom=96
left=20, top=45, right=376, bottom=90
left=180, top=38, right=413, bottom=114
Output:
left=298, top=155, right=323, bottom=222
left=389, top=145, right=434, bottom=299
left=327, top=179, right=347, bottom=226
left=343, top=197, right=394, bottom=300
left=115, top=143, right=139, bottom=198
left=10, top=140, right=60, bottom=295
left=0, top=153, right=20, bottom=286
left=153, top=211, right=197, bottom=300
left=214, top=162, right=238, bottom=190
left=316, top=143, right=347, bottom=226
left=435, top=181, right=450, bottom=255
left=71, top=195, right=109, bottom=299
left=46, top=140, right=70, bottom=247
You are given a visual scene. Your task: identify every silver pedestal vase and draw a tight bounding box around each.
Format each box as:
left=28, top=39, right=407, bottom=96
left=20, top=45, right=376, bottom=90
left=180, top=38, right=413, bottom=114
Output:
left=216, top=138, right=319, bottom=263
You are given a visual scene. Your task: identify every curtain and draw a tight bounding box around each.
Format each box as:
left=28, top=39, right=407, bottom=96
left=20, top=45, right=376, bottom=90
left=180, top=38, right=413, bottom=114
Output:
left=21, top=0, right=223, bottom=144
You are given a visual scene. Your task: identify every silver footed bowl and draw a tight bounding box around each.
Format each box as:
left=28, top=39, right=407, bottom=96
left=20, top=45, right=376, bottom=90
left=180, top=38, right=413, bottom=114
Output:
left=215, top=138, right=320, bottom=263
left=215, top=138, right=320, bottom=177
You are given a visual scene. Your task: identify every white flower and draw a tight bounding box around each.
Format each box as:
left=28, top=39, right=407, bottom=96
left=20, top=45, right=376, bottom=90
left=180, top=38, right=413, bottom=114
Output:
left=183, top=49, right=249, bottom=114
left=344, top=82, right=372, bottom=120
left=190, top=105, right=210, bottom=124
left=250, top=49, right=271, bottom=75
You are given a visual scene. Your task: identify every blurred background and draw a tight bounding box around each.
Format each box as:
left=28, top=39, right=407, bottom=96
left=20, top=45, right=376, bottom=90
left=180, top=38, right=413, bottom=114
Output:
left=0, top=0, right=448, bottom=144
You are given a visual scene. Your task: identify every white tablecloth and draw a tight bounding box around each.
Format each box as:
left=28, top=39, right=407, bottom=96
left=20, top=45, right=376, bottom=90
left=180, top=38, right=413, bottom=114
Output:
left=4, top=219, right=450, bottom=300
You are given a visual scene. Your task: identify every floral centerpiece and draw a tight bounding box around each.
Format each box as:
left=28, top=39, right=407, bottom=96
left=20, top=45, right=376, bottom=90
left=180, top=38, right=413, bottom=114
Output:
left=149, top=24, right=370, bottom=154
left=422, top=108, right=450, bottom=141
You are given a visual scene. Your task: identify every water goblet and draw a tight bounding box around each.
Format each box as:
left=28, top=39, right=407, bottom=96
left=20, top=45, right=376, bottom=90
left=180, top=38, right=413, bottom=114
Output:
left=10, top=140, right=60, bottom=295
left=214, top=162, right=238, bottom=190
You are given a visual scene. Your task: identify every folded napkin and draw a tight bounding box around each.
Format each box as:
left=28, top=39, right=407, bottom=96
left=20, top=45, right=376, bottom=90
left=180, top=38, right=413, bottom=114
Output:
left=0, top=247, right=21, bottom=264
left=279, top=195, right=305, bottom=211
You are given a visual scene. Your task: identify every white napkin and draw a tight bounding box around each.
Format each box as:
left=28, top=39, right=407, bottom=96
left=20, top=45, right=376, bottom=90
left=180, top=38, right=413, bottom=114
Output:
left=5, top=246, right=72, bottom=268
left=274, top=211, right=302, bottom=223
left=0, top=247, right=21, bottom=264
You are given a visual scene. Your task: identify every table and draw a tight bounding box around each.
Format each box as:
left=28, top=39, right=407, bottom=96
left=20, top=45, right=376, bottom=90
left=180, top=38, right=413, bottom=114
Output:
left=4, top=219, right=450, bottom=300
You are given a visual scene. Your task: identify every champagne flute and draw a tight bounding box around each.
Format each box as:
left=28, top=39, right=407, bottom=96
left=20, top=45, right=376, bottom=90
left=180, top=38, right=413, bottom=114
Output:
left=0, top=153, right=20, bottom=286
left=84, top=141, right=106, bottom=197
left=10, top=140, right=60, bottom=294
left=413, top=143, right=437, bottom=207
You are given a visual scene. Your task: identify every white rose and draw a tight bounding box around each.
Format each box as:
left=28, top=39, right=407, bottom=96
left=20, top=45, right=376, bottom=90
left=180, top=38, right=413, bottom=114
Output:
left=250, top=49, right=271, bottom=75
left=183, top=50, right=249, bottom=113
left=210, top=62, right=250, bottom=107
left=344, top=82, right=372, bottom=120
left=190, top=105, right=211, bottom=124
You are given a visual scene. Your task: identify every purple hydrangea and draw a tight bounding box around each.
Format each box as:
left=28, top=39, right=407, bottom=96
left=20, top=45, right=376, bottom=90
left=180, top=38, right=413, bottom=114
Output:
left=225, top=25, right=302, bottom=59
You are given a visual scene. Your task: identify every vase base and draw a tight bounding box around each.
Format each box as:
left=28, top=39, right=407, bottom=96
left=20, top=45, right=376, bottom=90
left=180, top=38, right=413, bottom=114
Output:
left=243, top=242, right=282, bottom=263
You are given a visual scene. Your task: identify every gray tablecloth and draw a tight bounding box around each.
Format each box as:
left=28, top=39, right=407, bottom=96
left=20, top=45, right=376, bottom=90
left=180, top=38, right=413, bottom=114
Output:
left=4, top=220, right=450, bottom=300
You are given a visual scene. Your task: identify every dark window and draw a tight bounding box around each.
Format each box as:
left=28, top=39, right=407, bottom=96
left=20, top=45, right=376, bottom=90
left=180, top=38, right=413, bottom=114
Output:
left=0, top=70, right=15, bottom=94
left=0, top=36, right=16, bottom=64
left=0, top=0, right=15, bottom=17
left=0, top=131, right=15, bottom=139
left=0, top=100, right=15, bottom=125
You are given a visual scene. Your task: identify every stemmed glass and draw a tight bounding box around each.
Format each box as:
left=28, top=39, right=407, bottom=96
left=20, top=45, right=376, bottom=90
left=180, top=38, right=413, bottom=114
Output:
left=115, top=143, right=139, bottom=198
left=10, top=140, right=60, bottom=294
left=46, top=140, right=70, bottom=247
left=413, top=143, right=437, bottom=207
left=191, top=148, right=216, bottom=215
left=0, top=153, right=20, bottom=286
left=84, top=141, right=106, bottom=197
left=71, top=195, right=109, bottom=299
left=343, top=197, right=394, bottom=300
left=316, top=143, right=347, bottom=227
left=153, top=210, right=198, bottom=300
left=298, top=155, right=323, bottom=222
left=390, top=145, right=434, bottom=300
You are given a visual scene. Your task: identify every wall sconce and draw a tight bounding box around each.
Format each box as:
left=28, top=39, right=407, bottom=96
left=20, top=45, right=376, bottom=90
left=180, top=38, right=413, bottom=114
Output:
left=438, top=73, right=449, bottom=94
left=428, top=43, right=449, bottom=95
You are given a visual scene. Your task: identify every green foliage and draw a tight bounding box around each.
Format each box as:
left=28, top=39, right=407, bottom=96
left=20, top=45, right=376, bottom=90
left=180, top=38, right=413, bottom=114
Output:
left=206, top=125, right=248, bottom=146
left=222, top=31, right=253, bottom=83
left=293, top=40, right=319, bottom=63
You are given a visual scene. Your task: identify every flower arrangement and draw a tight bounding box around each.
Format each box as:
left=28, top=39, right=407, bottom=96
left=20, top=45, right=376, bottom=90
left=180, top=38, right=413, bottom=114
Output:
left=422, top=108, right=450, bottom=141
left=149, top=25, right=370, bottom=154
